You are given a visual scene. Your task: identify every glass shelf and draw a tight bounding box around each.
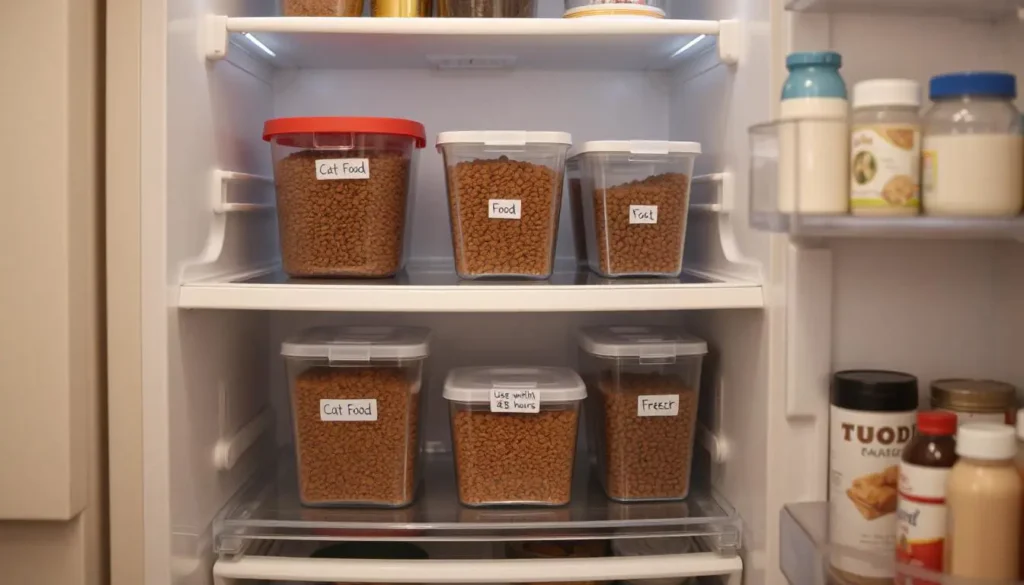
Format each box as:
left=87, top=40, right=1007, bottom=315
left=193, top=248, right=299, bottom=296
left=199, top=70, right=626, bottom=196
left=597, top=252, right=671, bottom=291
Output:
left=214, top=453, right=742, bottom=557
left=785, top=0, right=1022, bottom=21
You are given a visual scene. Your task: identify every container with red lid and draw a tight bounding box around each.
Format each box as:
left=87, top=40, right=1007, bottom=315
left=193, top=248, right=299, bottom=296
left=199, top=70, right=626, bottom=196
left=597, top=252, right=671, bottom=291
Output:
left=263, top=117, right=426, bottom=278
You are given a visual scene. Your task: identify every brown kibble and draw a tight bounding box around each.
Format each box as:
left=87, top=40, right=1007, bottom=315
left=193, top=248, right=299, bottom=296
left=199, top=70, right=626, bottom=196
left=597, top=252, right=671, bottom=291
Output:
left=282, top=0, right=364, bottom=16
left=594, top=372, right=698, bottom=501
left=292, top=367, right=419, bottom=506
left=591, top=172, right=690, bottom=276
left=274, top=150, right=410, bottom=277
left=450, top=406, right=578, bottom=505
left=445, top=158, right=562, bottom=278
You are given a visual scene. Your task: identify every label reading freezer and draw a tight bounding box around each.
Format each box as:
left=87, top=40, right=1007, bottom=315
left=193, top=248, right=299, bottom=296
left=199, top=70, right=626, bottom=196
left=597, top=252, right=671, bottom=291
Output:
left=629, top=205, right=658, bottom=224
left=488, top=199, right=522, bottom=219
left=637, top=395, right=679, bottom=417
left=490, top=388, right=539, bottom=413
left=315, top=158, right=370, bottom=180
left=320, top=399, right=378, bottom=421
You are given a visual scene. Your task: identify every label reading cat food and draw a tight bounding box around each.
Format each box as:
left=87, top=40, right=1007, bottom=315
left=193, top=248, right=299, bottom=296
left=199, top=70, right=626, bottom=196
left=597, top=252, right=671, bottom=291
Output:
left=629, top=205, right=658, bottom=224
left=490, top=388, right=539, bottom=413
left=320, top=399, right=378, bottom=421
left=896, top=462, right=950, bottom=584
left=488, top=199, right=522, bottom=219
left=637, top=395, right=679, bottom=416
left=850, top=124, right=920, bottom=212
left=316, top=158, right=370, bottom=180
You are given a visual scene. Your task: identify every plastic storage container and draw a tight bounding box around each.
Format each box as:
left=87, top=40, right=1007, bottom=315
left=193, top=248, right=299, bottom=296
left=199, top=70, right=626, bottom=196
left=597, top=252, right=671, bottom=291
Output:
left=922, top=72, right=1023, bottom=217
left=263, top=117, right=426, bottom=278
left=565, top=155, right=588, bottom=269
left=574, top=141, right=701, bottom=277
left=282, top=326, right=430, bottom=507
left=579, top=326, right=707, bottom=502
left=437, top=131, right=572, bottom=279
left=563, top=0, right=665, bottom=18
left=444, top=366, right=586, bottom=506
left=282, top=0, right=364, bottom=16
left=438, top=0, right=535, bottom=17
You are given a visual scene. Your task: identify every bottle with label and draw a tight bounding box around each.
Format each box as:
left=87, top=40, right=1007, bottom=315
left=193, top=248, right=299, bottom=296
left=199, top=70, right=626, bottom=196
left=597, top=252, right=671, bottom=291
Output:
left=829, top=370, right=918, bottom=581
left=778, top=51, right=849, bottom=216
left=849, top=79, right=922, bottom=216
left=896, top=411, right=958, bottom=583
left=945, top=423, right=1022, bottom=581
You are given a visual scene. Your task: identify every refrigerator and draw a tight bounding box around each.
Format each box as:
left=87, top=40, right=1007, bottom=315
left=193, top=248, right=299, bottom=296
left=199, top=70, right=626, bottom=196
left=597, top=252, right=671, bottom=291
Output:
left=95, top=0, right=1024, bottom=585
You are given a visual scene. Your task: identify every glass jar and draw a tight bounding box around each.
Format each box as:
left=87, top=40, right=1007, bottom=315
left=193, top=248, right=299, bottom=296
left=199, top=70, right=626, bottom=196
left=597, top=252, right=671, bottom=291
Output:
left=922, top=72, right=1023, bottom=217
left=931, top=378, right=1018, bottom=427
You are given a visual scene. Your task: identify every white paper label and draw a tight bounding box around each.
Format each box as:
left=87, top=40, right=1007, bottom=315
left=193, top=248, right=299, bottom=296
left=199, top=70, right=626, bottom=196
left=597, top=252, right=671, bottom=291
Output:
left=637, top=395, right=679, bottom=416
left=629, top=205, right=658, bottom=224
left=490, top=388, right=539, bottom=413
left=315, top=158, right=370, bottom=180
left=488, top=199, right=522, bottom=219
left=320, top=399, right=378, bottom=421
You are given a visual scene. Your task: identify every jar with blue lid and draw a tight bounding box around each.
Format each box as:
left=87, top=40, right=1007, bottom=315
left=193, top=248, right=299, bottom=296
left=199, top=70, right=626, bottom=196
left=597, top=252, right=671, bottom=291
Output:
left=922, top=71, right=1023, bottom=217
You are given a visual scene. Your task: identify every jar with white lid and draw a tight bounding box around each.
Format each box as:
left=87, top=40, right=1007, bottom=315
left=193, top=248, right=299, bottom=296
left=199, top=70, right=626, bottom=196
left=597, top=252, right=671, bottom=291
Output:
left=922, top=72, right=1023, bottom=217
left=850, top=79, right=922, bottom=216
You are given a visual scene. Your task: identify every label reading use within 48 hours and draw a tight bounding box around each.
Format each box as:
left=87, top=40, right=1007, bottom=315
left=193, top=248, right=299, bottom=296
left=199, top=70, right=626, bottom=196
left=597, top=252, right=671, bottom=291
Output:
left=320, top=399, right=378, bottom=421
left=629, top=205, right=658, bottom=224
left=490, top=388, right=539, bottom=413
left=488, top=199, right=522, bottom=220
left=637, top=395, right=679, bottom=417
left=315, top=158, right=370, bottom=180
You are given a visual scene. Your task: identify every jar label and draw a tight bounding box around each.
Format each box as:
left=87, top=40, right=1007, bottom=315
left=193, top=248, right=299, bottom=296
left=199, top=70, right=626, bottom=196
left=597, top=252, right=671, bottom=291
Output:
left=637, top=395, right=679, bottom=416
left=315, top=158, right=370, bottom=180
left=850, top=124, right=920, bottom=211
left=628, top=205, right=658, bottom=224
left=490, top=388, right=539, bottom=413
left=320, top=398, right=378, bottom=421
left=488, top=199, right=522, bottom=220
left=896, top=462, right=951, bottom=584
left=936, top=408, right=1008, bottom=427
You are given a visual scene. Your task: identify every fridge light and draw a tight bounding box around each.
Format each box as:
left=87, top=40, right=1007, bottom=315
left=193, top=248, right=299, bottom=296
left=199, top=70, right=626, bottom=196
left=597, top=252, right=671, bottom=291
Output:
left=243, top=33, right=276, bottom=58
left=671, top=34, right=706, bottom=58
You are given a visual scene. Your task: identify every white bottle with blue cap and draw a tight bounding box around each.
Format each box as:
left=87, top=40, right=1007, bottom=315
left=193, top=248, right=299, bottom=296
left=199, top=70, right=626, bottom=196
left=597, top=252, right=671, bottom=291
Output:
left=778, top=51, right=850, bottom=216
left=922, top=71, right=1023, bottom=217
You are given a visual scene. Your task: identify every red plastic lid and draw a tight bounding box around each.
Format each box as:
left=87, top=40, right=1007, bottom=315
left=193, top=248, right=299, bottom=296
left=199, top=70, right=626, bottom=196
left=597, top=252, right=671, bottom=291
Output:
left=262, top=117, right=426, bottom=148
left=917, top=411, right=958, bottom=436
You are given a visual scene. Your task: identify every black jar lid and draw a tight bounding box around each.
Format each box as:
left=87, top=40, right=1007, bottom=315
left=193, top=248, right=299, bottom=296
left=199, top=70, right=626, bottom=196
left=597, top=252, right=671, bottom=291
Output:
left=832, top=370, right=919, bottom=412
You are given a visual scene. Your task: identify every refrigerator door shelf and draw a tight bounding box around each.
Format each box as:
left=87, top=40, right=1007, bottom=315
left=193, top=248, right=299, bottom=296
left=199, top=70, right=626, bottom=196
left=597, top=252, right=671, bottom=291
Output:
left=785, top=0, right=1021, bottom=22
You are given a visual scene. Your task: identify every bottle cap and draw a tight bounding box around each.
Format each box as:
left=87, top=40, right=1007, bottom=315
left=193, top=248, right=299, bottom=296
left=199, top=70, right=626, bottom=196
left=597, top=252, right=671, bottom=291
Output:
left=929, top=72, right=1017, bottom=100
left=832, top=370, right=919, bottom=412
left=852, top=79, right=921, bottom=109
left=917, top=411, right=957, bottom=436
left=785, top=51, right=842, bottom=69
left=956, top=423, right=1017, bottom=460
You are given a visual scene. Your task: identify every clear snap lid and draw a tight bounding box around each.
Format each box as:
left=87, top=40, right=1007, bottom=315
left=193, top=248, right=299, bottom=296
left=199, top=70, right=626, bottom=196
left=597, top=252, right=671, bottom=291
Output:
left=435, top=130, right=573, bottom=147
left=570, top=140, right=702, bottom=158
left=281, top=326, right=430, bottom=362
left=579, top=326, right=707, bottom=359
left=443, top=366, right=586, bottom=403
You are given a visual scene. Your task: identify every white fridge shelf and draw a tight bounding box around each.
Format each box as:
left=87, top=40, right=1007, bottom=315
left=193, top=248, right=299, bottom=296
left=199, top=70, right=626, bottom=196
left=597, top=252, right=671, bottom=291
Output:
left=785, top=0, right=1023, bottom=20
left=205, top=15, right=740, bottom=69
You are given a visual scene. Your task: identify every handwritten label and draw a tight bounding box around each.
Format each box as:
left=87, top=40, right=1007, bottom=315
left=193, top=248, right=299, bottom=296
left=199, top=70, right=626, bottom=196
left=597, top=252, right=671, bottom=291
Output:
left=315, top=158, right=370, bottom=180
left=490, top=388, right=539, bottom=413
left=637, top=395, right=679, bottom=417
left=320, top=399, right=378, bottom=421
left=629, top=205, right=658, bottom=224
left=488, top=199, right=522, bottom=220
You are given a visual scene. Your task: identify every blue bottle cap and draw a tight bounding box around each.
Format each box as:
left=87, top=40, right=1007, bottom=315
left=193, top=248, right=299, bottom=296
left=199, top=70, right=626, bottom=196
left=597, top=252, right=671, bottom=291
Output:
left=786, top=51, right=842, bottom=69
left=929, top=72, right=1016, bottom=100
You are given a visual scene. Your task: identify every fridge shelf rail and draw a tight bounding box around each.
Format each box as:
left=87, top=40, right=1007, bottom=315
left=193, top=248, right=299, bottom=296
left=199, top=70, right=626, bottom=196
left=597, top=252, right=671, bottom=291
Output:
left=747, top=119, right=1024, bottom=243
left=204, top=15, right=740, bottom=70
left=785, top=0, right=1023, bottom=21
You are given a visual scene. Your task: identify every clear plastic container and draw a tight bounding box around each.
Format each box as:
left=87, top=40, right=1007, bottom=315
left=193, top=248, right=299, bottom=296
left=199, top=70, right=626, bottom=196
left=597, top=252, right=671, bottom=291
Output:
left=443, top=366, right=586, bottom=506
left=282, top=326, right=430, bottom=507
left=563, top=0, right=666, bottom=18
left=575, top=141, right=701, bottom=277
left=263, top=117, right=426, bottom=278
left=437, top=131, right=572, bottom=279
left=613, top=539, right=695, bottom=585
left=565, top=155, right=588, bottom=269
left=438, top=0, right=535, bottom=17
left=579, top=325, right=707, bottom=502
left=282, top=0, right=365, bottom=16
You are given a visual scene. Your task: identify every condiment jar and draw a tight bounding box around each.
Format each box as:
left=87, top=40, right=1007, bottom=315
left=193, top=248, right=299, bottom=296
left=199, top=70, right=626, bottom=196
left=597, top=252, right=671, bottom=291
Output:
left=849, top=79, right=922, bottom=217
left=930, top=378, right=1018, bottom=427
left=922, top=72, right=1023, bottom=217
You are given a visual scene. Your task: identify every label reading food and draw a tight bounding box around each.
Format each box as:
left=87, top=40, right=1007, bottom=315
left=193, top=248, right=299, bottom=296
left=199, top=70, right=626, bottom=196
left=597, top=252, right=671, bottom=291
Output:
left=629, top=205, right=658, bottom=224
left=829, top=406, right=916, bottom=579
left=490, top=388, right=539, bottom=413
left=320, top=399, right=378, bottom=421
left=637, top=395, right=679, bottom=416
left=850, top=124, right=920, bottom=211
left=488, top=199, right=522, bottom=220
left=315, top=158, right=370, bottom=180
left=896, top=462, right=951, bottom=584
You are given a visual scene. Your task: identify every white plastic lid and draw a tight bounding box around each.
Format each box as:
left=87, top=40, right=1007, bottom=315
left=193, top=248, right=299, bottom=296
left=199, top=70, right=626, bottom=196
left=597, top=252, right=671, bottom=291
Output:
left=570, top=140, right=702, bottom=158
left=281, top=326, right=430, bottom=362
left=579, top=326, right=708, bottom=359
left=443, top=366, right=586, bottom=403
left=436, top=131, right=572, bottom=147
left=852, top=79, right=921, bottom=109
left=563, top=4, right=666, bottom=18
left=956, top=422, right=1017, bottom=460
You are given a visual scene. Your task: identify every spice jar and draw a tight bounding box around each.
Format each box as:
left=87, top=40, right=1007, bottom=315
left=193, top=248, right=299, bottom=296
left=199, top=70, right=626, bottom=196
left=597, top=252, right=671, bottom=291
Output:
left=931, top=378, right=1018, bottom=427
left=849, top=79, right=922, bottom=216
left=922, top=72, right=1023, bottom=217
